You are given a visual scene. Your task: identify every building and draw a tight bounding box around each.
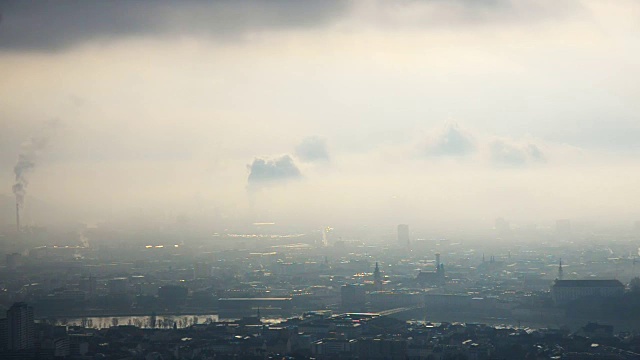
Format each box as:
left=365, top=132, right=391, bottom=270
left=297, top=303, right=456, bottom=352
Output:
left=358, top=338, right=407, bottom=360
left=311, top=337, right=407, bottom=360
left=311, top=339, right=357, bottom=359
left=373, top=262, right=382, bottom=290
left=0, top=318, right=6, bottom=350
left=108, top=277, right=128, bottom=295
left=424, top=294, right=472, bottom=309
left=322, top=226, right=333, bottom=247
left=397, top=224, right=410, bottom=248
left=416, top=254, right=445, bottom=287
left=551, top=280, right=624, bottom=305
left=341, top=285, right=366, bottom=312
left=5, top=302, right=35, bottom=350
left=158, top=285, right=189, bottom=308
left=558, top=259, right=564, bottom=280
left=368, top=291, right=424, bottom=310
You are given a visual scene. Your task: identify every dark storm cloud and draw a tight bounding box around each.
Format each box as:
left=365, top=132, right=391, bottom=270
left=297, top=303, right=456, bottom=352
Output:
left=295, top=136, right=329, bottom=162
left=247, top=155, right=301, bottom=186
left=0, top=0, right=584, bottom=52
left=490, top=140, right=545, bottom=166
left=427, top=124, right=476, bottom=157
left=0, top=0, right=350, bottom=51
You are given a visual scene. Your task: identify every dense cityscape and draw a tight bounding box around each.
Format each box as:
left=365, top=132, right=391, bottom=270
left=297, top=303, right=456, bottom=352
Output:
left=4, top=0, right=640, bottom=359
left=1, top=219, right=640, bottom=359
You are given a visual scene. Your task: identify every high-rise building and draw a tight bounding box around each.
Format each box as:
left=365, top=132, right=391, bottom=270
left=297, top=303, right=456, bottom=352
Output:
left=397, top=224, right=410, bottom=247
left=322, top=226, right=333, bottom=247
left=6, top=302, right=35, bottom=350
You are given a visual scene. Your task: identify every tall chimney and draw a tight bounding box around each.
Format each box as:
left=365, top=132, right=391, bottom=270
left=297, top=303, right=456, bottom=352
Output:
left=16, top=203, right=20, bottom=233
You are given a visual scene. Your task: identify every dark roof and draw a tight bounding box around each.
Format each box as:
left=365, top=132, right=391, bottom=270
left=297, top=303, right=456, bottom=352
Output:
left=552, top=280, right=624, bottom=288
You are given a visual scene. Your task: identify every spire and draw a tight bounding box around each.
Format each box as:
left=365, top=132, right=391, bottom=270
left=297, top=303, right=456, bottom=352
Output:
left=374, top=262, right=382, bottom=289
left=558, top=258, right=564, bottom=280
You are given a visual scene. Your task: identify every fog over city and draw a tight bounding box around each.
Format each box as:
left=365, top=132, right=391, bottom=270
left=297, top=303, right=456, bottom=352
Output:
left=2, top=0, right=640, bottom=234
left=5, top=3, right=640, bottom=359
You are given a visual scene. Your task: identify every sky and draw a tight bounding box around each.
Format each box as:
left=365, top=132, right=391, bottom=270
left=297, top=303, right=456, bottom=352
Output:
left=1, top=0, right=640, bottom=233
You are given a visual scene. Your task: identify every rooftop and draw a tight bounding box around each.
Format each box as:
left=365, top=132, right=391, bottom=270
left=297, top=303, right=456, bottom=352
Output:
left=552, top=280, right=624, bottom=288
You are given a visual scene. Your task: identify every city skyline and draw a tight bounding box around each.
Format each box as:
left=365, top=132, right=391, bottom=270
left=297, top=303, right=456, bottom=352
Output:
left=3, top=3, right=640, bottom=359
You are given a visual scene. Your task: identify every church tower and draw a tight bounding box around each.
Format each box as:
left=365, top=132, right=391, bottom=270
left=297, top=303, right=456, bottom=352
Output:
left=374, top=262, right=382, bottom=290
left=558, top=258, right=564, bottom=280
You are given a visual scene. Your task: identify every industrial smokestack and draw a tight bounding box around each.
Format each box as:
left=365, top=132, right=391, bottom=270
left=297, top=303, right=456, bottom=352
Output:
left=16, top=203, right=20, bottom=233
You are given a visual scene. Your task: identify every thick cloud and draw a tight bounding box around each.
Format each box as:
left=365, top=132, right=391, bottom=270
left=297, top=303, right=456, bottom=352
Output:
left=489, top=140, right=545, bottom=166
left=247, top=155, right=301, bottom=186
left=427, top=124, right=476, bottom=156
left=0, top=0, right=584, bottom=52
left=295, top=136, right=329, bottom=162
left=0, top=1, right=349, bottom=51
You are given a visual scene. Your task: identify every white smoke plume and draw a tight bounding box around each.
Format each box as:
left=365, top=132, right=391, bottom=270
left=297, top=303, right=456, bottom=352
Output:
left=12, top=120, right=58, bottom=208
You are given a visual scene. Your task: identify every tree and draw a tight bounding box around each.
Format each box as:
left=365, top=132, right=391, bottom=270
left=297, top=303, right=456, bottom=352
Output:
left=630, top=277, right=640, bottom=293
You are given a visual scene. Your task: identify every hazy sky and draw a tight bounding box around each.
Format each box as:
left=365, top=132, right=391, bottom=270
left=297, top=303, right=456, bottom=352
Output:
left=1, top=0, right=640, bottom=231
